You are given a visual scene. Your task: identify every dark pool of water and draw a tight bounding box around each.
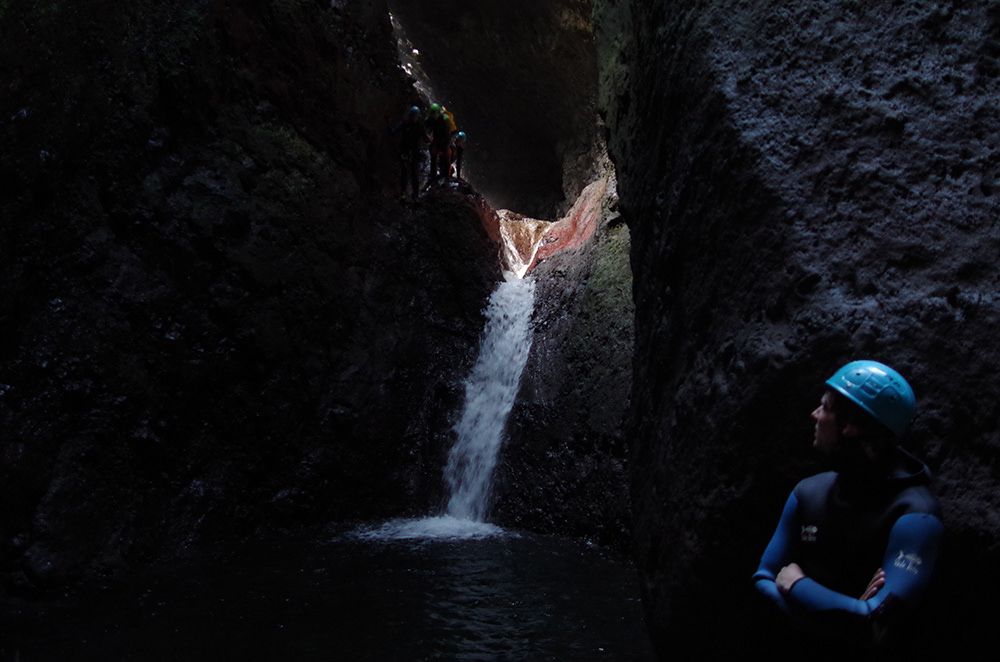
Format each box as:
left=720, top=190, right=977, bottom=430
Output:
left=3, top=530, right=655, bottom=661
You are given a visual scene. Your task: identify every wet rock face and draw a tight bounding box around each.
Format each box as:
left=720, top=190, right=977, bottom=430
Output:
left=532, top=170, right=612, bottom=266
left=497, top=210, right=551, bottom=277
left=494, top=167, right=635, bottom=548
left=597, top=0, right=999, bottom=657
left=0, top=1, right=497, bottom=590
left=387, top=0, right=601, bottom=217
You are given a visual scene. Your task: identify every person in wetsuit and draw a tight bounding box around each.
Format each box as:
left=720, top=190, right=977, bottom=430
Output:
left=752, top=360, right=943, bottom=648
left=391, top=105, right=427, bottom=200
left=426, top=103, right=457, bottom=185
left=451, top=130, right=467, bottom=180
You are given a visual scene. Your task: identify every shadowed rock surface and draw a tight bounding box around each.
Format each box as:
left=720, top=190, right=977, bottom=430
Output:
left=597, top=0, right=999, bottom=658
left=495, top=163, right=635, bottom=547
left=0, top=0, right=498, bottom=591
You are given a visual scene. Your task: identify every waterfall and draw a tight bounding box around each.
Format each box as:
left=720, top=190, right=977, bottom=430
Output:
left=498, top=210, right=550, bottom=279
left=443, top=274, right=536, bottom=521
left=352, top=229, right=539, bottom=541
left=352, top=272, right=535, bottom=541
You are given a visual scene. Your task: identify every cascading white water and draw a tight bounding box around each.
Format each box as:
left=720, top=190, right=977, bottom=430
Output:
left=498, top=211, right=550, bottom=279
left=352, top=272, right=536, bottom=541
left=352, top=219, right=542, bottom=541
left=443, top=273, right=536, bottom=521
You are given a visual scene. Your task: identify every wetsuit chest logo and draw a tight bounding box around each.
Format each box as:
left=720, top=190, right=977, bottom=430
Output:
left=800, top=525, right=818, bottom=542
left=893, top=551, right=923, bottom=574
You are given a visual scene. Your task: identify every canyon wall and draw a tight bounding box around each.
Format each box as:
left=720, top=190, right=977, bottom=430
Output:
left=0, top=0, right=497, bottom=590
left=597, top=0, right=999, bottom=657
left=495, top=164, right=635, bottom=547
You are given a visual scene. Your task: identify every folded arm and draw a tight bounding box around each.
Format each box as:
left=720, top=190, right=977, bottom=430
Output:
left=783, top=513, right=943, bottom=624
left=752, top=495, right=943, bottom=638
left=752, top=492, right=800, bottom=614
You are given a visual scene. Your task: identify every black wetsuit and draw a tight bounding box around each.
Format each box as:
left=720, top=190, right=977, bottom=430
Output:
left=753, top=448, right=943, bottom=644
left=392, top=117, right=425, bottom=198
left=427, top=115, right=453, bottom=182
left=453, top=144, right=464, bottom=179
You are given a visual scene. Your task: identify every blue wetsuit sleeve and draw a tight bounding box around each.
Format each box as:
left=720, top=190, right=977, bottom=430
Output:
left=785, top=513, right=943, bottom=629
left=752, top=492, right=800, bottom=614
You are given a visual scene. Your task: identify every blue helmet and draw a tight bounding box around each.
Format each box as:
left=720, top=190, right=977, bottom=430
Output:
left=825, top=360, right=916, bottom=437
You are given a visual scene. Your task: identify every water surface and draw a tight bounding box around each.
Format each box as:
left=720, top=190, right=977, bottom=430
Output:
left=5, top=531, right=654, bottom=661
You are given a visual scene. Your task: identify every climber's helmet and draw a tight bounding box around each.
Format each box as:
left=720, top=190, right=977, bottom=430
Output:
left=824, top=360, right=916, bottom=438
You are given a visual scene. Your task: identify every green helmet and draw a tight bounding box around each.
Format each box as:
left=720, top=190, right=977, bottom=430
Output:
left=429, top=102, right=441, bottom=115
left=825, top=360, right=916, bottom=437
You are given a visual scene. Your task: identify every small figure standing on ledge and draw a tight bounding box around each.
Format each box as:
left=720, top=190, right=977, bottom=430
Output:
left=426, top=103, right=457, bottom=186
left=451, top=130, right=467, bottom=180
left=752, top=360, right=943, bottom=648
left=390, top=105, right=427, bottom=200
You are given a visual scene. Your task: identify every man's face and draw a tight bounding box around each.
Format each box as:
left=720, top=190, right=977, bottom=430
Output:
left=811, top=391, right=841, bottom=453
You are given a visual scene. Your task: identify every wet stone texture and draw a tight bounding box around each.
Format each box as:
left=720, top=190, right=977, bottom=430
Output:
left=596, top=0, right=999, bottom=659
left=494, top=164, right=635, bottom=549
left=0, top=0, right=497, bottom=592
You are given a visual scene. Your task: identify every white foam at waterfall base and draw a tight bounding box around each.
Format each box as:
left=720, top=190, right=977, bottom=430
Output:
left=444, top=274, right=536, bottom=521
left=349, top=516, right=507, bottom=542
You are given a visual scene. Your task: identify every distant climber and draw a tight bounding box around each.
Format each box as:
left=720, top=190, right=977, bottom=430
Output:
left=390, top=105, right=427, bottom=200
left=451, top=131, right=467, bottom=180
left=441, top=105, right=457, bottom=133
left=426, top=103, right=457, bottom=185
left=752, top=360, right=943, bottom=649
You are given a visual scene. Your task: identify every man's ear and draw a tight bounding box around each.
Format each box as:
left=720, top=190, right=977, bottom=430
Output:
left=841, top=422, right=862, bottom=438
